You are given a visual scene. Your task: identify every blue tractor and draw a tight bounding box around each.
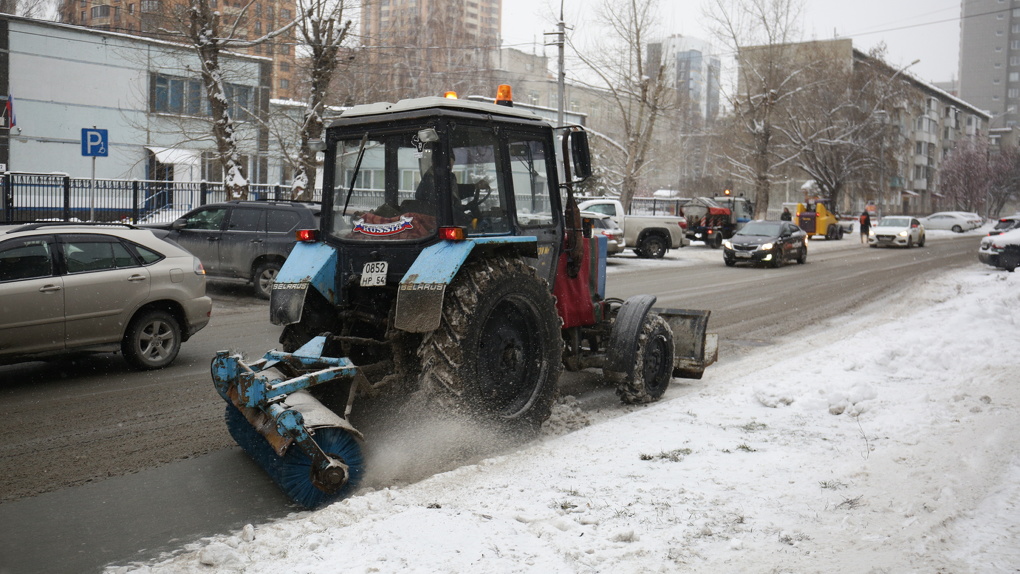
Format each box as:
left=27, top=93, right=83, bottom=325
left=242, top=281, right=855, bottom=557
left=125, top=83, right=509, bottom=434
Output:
left=211, top=89, right=718, bottom=508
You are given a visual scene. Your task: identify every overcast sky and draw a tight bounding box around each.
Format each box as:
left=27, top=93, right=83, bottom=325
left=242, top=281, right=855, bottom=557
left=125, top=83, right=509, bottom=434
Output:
left=501, top=0, right=961, bottom=85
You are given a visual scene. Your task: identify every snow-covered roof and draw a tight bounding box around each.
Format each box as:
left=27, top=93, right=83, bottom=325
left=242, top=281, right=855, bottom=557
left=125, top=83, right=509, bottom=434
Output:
left=339, top=96, right=545, bottom=123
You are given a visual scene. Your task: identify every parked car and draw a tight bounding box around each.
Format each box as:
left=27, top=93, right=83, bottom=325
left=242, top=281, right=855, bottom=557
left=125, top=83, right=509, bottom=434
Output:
left=145, top=200, right=320, bottom=298
left=581, top=211, right=624, bottom=255
left=869, top=216, right=926, bottom=248
left=576, top=198, right=688, bottom=259
left=921, top=211, right=982, bottom=233
left=978, top=227, right=1020, bottom=271
left=0, top=222, right=212, bottom=369
left=987, top=215, right=1020, bottom=237
left=722, top=220, right=807, bottom=267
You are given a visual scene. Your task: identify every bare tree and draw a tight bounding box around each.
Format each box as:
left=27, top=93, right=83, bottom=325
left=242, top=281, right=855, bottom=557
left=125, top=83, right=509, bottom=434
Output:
left=779, top=44, right=897, bottom=212
left=939, top=137, right=990, bottom=214
left=185, top=0, right=309, bottom=200
left=3, top=0, right=54, bottom=18
left=989, top=145, right=1020, bottom=217
left=706, top=0, right=804, bottom=219
left=287, top=0, right=353, bottom=200
left=570, top=0, right=674, bottom=209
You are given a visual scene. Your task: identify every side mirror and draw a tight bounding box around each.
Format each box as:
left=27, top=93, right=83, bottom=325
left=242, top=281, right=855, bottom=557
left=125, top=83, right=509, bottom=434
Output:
left=172, top=219, right=186, bottom=230
left=569, top=130, right=592, bottom=182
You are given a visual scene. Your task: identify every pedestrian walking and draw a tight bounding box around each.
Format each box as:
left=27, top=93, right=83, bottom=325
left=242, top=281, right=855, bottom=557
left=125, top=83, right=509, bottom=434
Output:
left=780, top=207, right=792, bottom=221
left=859, top=210, right=872, bottom=244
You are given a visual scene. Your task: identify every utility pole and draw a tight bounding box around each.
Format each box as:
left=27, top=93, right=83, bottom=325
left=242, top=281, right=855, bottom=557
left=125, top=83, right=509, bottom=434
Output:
left=543, top=0, right=567, bottom=126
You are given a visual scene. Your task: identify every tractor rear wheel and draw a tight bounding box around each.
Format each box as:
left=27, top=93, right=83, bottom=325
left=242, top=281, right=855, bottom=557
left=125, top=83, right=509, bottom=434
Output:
left=418, top=257, right=562, bottom=434
left=612, top=313, right=674, bottom=404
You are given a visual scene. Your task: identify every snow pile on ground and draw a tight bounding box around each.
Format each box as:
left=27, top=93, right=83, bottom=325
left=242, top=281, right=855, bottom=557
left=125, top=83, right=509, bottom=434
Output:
left=110, top=265, right=1020, bottom=573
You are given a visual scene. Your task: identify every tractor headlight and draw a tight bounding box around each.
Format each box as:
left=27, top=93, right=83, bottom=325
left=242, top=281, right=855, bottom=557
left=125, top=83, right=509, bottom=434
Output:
left=759, top=242, right=774, bottom=251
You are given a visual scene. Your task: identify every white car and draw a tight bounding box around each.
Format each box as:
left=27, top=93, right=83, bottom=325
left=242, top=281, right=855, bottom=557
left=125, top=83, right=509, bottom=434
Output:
left=869, top=216, right=926, bottom=248
left=922, top=211, right=982, bottom=233
left=978, top=227, right=1020, bottom=271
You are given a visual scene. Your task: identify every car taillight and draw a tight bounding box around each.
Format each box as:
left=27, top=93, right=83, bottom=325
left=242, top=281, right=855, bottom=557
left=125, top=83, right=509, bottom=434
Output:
left=194, top=258, right=206, bottom=275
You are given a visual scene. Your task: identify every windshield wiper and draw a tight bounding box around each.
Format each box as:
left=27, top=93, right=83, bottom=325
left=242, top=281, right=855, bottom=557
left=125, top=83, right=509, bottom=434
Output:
left=341, top=133, right=369, bottom=217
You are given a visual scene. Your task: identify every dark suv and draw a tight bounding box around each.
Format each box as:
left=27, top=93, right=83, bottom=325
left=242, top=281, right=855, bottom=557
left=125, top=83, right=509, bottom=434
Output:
left=147, top=201, right=320, bottom=298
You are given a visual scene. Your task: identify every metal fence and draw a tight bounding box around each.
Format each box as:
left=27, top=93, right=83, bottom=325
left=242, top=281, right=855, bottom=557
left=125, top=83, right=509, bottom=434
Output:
left=1, top=173, right=322, bottom=224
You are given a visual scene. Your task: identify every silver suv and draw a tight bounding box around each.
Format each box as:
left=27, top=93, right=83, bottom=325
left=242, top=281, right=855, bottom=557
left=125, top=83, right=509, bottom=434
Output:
left=0, top=222, right=212, bottom=369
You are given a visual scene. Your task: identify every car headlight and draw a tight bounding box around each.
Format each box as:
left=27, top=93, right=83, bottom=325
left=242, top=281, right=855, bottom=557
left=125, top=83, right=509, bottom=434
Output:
left=759, top=242, right=774, bottom=251
left=898, top=230, right=909, bottom=237
left=722, top=240, right=733, bottom=249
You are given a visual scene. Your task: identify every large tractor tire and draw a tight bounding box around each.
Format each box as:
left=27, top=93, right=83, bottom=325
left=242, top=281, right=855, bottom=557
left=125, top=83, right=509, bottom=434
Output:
left=609, top=313, right=675, bottom=404
left=418, top=256, right=562, bottom=434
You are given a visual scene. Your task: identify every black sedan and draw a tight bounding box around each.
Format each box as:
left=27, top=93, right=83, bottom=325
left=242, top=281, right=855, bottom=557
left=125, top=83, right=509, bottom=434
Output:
left=723, top=220, right=807, bottom=267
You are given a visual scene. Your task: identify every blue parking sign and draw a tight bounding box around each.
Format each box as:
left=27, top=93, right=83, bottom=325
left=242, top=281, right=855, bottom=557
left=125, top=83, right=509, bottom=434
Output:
left=82, top=128, right=108, bottom=157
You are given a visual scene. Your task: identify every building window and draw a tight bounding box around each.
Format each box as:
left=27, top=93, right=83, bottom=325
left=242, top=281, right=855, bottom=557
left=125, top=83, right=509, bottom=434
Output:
left=152, top=74, right=206, bottom=116
left=140, top=0, right=158, bottom=12
left=279, top=78, right=289, bottom=89
left=90, top=3, right=110, bottom=17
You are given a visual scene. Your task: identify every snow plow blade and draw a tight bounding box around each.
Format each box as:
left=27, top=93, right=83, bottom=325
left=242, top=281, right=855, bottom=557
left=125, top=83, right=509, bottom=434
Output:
left=211, top=336, right=367, bottom=508
left=655, top=308, right=718, bottom=379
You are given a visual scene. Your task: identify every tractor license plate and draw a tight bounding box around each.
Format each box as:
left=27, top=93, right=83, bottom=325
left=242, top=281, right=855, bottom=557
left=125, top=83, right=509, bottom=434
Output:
left=361, top=261, right=388, bottom=286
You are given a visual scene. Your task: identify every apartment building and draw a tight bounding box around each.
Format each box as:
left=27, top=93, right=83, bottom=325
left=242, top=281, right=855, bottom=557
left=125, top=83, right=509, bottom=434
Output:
left=958, top=0, right=1020, bottom=128
left=358, top=0, right=502, bottom=100
left=737, top=38, right=989, bottom=215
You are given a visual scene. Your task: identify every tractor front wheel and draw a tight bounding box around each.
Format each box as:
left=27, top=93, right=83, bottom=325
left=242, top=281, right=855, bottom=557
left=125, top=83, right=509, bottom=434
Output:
left=611, top=313, right=674, bottom=404
left=418, top=257, right=562, bottom=434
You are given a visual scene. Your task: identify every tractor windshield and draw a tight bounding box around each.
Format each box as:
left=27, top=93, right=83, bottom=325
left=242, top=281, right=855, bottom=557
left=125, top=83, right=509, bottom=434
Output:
left=331, top=132, right=439, bottom=242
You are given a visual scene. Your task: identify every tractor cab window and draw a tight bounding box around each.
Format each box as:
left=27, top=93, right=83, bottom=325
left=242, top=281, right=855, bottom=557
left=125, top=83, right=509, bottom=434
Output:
left=508, top=137, right=554, bottom=227
left=449, top=126, right=510, bottom=234
left=332, top=134, right=438, bottom=241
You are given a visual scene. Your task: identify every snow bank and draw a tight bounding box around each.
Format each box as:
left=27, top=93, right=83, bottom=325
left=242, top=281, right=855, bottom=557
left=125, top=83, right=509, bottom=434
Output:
left=110, top=264, right=1020, bottom=574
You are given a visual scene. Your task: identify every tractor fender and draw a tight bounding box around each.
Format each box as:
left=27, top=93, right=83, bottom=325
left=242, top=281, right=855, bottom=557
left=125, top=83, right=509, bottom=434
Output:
left=395, top=236, right=538, bottom=333
left=270, top=242, right=339, bottom=327
left=605, top=294, right=657, bottom=376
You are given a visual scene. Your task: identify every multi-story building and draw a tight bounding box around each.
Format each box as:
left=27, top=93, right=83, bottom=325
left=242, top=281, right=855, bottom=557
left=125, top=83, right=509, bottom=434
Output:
left=56, top=0, right=300, bottom=99
left=0, top=14, right=274, bottom=184
left=958, top=0, right=1020, bottom=128
left=737, top=38, right=989, bottom=216
left=647, top=35, right=721, bottom=129
left=358, top=0, right=502, bottom=100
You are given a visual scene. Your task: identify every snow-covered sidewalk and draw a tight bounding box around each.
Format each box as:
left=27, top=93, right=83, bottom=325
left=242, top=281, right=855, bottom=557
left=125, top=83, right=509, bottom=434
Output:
left=112, top=264, right=1020, bottom=574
